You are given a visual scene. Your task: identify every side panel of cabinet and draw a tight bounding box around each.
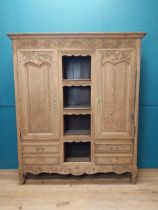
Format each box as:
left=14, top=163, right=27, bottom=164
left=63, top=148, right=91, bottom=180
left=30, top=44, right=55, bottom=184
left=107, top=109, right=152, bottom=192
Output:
left=17, top=50, right=59, bottom=140
left=95, top=49, right=136, bottom=139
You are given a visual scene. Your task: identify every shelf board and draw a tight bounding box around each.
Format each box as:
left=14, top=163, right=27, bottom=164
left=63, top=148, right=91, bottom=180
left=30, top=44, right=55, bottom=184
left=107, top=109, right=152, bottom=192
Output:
left=64, top=157, right=91, bottom=162
left=63, top=108, right=91, bottom=115
left=64, top=105, right=90, bottom=109
left=64, top=139, right=91, bottom=143
left=64, top=129, right=91, bottom=136
left=63, top=135, right=91, bottom=142
left=63, top=80, right=91, bottom=87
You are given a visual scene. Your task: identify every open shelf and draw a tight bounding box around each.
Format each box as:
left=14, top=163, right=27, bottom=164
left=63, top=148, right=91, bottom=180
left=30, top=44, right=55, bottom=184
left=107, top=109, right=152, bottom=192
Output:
left=63, top=86, right=91, bottom=108
left=64, top=142, right=91, bottom=162
left=64, top=129, right=90, bottom=135
left=62, top=56, right=91, bottom=80
left=63, top=109, right=91, bottom=115
left=65, top=157, right=90, bottom=162
left=64, top=115, right=91, bottom=136
left=63, top=135, right=91, bottom=142
left=64, top=105, right=90, bottom=109
left=63, top=80, right=91, bottom=87
left=62, top=55, right=92, bottom=163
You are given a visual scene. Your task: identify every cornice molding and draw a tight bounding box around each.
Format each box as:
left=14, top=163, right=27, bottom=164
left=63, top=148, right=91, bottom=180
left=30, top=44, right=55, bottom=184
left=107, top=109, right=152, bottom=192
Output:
left=8, top=32, right=146, bottom=40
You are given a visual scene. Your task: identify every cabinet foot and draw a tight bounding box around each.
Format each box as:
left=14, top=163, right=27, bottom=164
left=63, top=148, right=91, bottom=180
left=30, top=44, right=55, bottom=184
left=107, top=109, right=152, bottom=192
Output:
left=18, top=169, right=27, bottom=184
left=130, top=173, right=137, bottom=184
left=19, top=176, right=25, bottom=184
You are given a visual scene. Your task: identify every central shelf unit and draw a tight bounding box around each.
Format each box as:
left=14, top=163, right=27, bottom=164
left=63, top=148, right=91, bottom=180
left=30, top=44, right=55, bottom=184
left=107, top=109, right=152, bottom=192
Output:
left=62, top=55, right=92, bottom=163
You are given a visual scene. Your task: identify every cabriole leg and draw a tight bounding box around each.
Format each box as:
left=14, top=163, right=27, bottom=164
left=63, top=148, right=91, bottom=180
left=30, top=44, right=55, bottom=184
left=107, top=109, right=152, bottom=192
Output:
left=130, top=172, right=137, bottom=184
left=18, top=168, right=26, bottom=184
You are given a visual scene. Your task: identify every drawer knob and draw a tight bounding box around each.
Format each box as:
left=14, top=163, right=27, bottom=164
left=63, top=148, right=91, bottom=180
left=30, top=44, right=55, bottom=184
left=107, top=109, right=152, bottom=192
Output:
left=36, top=147, right=45, bottom=152
left=111, top=158, right=117, bottom=163
left=37, top=158, right=44, bottom=162
left=110, top=146, right=119, bottom=152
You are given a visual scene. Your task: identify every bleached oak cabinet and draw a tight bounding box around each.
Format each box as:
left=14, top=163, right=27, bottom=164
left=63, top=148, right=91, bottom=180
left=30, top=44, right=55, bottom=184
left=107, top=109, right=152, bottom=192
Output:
left=8, top=33, right=146, bottom=184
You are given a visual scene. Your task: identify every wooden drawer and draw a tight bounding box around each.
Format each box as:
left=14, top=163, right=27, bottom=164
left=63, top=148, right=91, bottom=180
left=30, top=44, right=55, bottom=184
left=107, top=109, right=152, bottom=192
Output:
left=23, top=145, right=59, bottom=154
left=95, top=155, right=132, bottom=165
left=23, top=157, right=59, bottom=165
left=95, top=144, right=133, bottom=153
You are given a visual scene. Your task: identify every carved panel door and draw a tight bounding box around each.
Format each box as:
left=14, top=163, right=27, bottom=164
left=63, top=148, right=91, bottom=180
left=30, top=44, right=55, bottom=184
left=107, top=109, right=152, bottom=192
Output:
left=17, top=50, right=59, bottom=140
left=95, top=49, right=136, bottom=139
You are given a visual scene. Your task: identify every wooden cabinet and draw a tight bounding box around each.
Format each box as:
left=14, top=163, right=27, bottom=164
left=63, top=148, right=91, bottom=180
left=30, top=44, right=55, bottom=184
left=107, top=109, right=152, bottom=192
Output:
left=8, top=32, right=146, bottom=184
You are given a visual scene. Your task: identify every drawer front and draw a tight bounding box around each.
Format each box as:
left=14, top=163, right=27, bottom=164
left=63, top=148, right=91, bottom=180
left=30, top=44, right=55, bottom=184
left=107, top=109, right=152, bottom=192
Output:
left=23, top=157, right=59, bottom=165
left=23, top=145, right=59, bottom=154
left=95, top=156, right=132, bottom=165
left=95, top=144, right=133, bottom=153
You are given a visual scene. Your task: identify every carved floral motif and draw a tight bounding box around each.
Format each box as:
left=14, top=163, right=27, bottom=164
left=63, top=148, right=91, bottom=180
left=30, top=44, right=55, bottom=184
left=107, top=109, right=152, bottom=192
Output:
left=23, top=164, right=132, bottom=176
left=18, top=39, right=103, bottom=49
left=17, top=38, right=136, bottom=50
left=101, top=50, right=132, bottom=65
left=18, top=51, right=54, bottom=66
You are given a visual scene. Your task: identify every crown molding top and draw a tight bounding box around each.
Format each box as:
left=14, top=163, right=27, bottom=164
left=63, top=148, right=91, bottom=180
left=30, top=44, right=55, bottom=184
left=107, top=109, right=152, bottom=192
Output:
left=7, top=32, right=146, bottom=40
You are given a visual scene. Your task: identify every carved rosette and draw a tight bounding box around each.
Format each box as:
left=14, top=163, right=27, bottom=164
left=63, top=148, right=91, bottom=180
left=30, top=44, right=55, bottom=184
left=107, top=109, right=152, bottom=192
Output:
left=101, top=50, right=132, bottom=65
left=23, top=164, right=132, bottom=176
